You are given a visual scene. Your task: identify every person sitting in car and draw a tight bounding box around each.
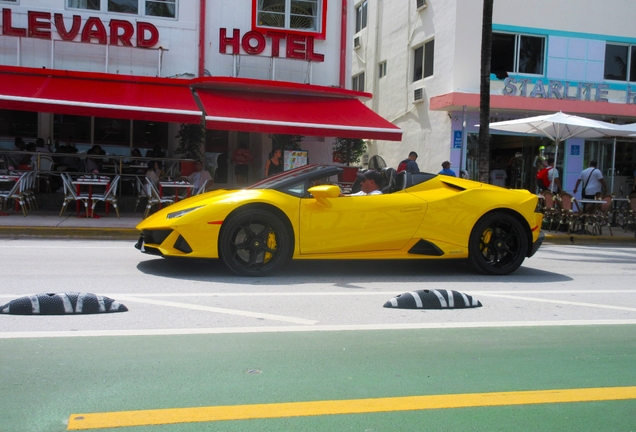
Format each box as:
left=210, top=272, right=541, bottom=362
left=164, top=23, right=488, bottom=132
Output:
left=345, top=170, right=383, bottom=196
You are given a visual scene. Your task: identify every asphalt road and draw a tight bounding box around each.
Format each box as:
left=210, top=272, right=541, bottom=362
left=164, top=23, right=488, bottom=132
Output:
left=1, top=239, right=635, bottom=431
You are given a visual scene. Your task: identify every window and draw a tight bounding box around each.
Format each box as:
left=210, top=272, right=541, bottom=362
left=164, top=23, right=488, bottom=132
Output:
left=491, top=33, right=545, bottom=75
left=378, top=61, right=387, bottom=78
left=68, top=0, right=99, bottom=9
left=0, top=109, right=37, bottom=140
left=355, top=0, right=367, bottom=33
left=413, top=39, right=434, bottom=81
left=604, top=44, right=636, bottom=81
left=145, top=0, right=175, bottom=17
left=67, top=0, right=176, bottom=18
left=108, top=0, right=138, bottom=14
left=352, top=72, right=365, bottom=91
left=256, top=0, right=320, bottom=32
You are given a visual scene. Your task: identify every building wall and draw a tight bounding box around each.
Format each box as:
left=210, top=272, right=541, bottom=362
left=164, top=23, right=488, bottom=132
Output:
left=0, top=0, right=200, bottom=77
left=353, top=0, right=457, bottom=173
left=0, top=1, right=346, bottom=86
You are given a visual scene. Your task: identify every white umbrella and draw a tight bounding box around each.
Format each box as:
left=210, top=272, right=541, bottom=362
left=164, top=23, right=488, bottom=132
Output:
left=488, top=112, right=627, bottom=193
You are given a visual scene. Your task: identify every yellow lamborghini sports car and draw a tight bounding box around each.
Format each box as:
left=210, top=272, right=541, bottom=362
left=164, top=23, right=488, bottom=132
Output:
left=135, top=164, right=544, bottom=276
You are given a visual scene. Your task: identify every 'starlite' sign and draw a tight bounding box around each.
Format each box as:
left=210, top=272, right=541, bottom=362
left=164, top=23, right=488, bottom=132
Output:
left=503, top=76, right=636, bottom=105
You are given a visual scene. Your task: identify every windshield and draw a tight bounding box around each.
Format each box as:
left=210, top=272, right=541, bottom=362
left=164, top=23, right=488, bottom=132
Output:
left=248, top=164, right=336, bottom=190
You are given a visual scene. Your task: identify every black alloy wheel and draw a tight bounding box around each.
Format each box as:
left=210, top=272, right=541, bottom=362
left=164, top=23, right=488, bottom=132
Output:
left=219, top=208, right=292, bottom=276
left=468, top=212, right=528, bottom=275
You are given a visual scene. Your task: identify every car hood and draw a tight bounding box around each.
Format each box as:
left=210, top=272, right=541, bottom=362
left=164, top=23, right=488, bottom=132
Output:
left=136, top=188, right=279, bottom=230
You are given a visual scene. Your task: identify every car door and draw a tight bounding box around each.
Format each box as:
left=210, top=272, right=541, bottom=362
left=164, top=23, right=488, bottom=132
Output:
left=298, top=192, right=427, bottom=255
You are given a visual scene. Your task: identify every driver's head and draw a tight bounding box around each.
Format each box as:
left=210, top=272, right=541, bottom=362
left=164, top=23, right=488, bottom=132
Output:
left=357, top=170, right=382, bottom=193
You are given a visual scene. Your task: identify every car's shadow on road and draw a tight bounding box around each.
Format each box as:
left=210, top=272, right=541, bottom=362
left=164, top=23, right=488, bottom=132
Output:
left=136, top=257, right=571, bottom=284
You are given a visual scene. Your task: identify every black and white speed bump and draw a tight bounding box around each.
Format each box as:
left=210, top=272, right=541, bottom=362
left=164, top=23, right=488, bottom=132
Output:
left=0, top=292, right=128, bottom=315
left=383, top=290, right=482, bottom=309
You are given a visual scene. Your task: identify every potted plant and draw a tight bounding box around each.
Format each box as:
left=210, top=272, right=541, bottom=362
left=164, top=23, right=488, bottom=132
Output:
left=175, top=122, right=205, bottom=175
left=332, top=137, right=367, bottom=182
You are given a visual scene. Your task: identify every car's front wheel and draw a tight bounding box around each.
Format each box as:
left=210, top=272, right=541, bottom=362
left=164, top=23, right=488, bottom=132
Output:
left=219, top=208, right=292, bottom=276
left=468, top=212, right=528, bottom=275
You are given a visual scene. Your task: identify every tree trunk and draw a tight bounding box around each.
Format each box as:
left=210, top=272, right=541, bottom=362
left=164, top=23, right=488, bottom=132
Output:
left=478, top=0, right=494, bottom=183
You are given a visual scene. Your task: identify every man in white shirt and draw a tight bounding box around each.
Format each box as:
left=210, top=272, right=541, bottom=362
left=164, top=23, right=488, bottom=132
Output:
left=347, top=170, right=383, bottom=196
left=489, top=167, right=507, bottom=187
left=573, top=160, right=606, bottom=199
left=186, top=160, right=213, bottom=192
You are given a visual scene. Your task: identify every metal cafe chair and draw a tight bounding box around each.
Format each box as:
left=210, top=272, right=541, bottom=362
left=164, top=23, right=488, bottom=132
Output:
left=143, top=178, right=174, bottom=219
left=554, top=192, right=581, bottom=234
left=90, top=175, right=121, bottom=218
left=134, top=176, right=150, bottom=212
left=539, top=190, right=559, bottom=231
left=0, top=174, right=27, bottom=216
left=59, top=173, right=90, bottom=217
left=195, top=179, right=210, bottom=195
left=36, top=155, right=55, bottom=192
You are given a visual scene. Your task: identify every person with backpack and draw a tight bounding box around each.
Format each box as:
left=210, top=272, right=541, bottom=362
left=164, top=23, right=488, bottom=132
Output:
left=573, top=161, right=606, bottom=199
left=537, top=157, right=561, bottom=193
left=397, top=151, right=419, bottom=173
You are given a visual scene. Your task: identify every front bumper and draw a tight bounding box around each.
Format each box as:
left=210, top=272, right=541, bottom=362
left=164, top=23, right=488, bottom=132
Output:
left=135, top=229, right=194, bottom=256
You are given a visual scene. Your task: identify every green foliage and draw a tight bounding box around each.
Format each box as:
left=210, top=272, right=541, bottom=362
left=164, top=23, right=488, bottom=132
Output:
left=332, top=137, right=367, bottom=166
left=269, top=134, right=304, bottom=151
left=175, top=122, right=205, bottom=160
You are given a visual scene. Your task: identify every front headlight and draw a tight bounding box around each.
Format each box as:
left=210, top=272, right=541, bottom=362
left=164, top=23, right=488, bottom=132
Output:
left=166, top=206, right=204, bottom=219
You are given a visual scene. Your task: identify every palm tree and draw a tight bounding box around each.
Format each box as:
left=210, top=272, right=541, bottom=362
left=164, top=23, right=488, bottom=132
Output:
left=478, top=0, right=494, bottom=183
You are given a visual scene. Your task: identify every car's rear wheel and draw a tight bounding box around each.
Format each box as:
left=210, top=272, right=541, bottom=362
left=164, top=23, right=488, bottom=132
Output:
left=468, top=212, right=528, bottom=275
left=219, top=208, right=292, bottom=276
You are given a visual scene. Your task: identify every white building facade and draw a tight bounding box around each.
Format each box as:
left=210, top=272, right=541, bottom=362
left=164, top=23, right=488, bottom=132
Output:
left=0, top=0, right=400, bottom=185
left=354, top=0, right=636, bottom=194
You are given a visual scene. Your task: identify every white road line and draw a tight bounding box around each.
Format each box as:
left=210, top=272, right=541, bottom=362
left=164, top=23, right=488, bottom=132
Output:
left=477, top=293, right=636, bottom=313
left=115, top=296, right=318, bottom=325
left=2, top=320, right=636, bottom=339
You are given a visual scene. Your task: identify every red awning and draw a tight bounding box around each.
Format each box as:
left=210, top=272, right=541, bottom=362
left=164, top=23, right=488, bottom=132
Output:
left=192, top=77, right=402, bottom=141
left=0, top=65, right=202, bottom=123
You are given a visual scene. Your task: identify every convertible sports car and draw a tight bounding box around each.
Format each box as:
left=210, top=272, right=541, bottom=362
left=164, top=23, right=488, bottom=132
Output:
left=135, top=164, right=544, bottom=276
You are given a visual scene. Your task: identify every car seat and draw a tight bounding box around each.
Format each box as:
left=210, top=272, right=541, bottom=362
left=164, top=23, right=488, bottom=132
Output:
left=381, top=168, right=397, bottom=194
left=394, top=171, right=406, bottom=192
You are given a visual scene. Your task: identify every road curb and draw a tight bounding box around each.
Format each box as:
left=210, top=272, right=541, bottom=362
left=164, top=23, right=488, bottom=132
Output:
left=0, top=226, right=139, bottom=240
left=544, top=233, right=636, bottom=245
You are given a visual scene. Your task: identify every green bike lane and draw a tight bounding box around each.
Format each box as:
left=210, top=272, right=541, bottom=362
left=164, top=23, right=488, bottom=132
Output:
left=1, top=325, right=635, bottom=432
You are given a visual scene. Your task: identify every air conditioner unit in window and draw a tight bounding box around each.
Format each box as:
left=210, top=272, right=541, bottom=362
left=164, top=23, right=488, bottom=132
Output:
left=353, top=36, right=361, bottom=49
left=413, top=88, right=424, bottom=103
left=416, top=0, right=427, bottom=11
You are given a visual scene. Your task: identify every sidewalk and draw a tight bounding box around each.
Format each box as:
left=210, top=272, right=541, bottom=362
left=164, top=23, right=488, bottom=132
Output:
left=0, top=210, right=140, bottom=240
left=0, top=209, right=634, bottom=244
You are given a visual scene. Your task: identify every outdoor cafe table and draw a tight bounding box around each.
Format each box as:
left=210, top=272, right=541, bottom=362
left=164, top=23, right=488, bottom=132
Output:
left=0, top=174, right=20, bottom=216
left=576, top=198, right=602, bottom=209
left=72, top=175, right=111, bottom=218
left=159, top=180, right=194, bottom=205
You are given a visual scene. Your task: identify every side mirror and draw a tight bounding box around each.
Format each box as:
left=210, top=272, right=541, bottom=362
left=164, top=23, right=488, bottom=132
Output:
left=308, top=185, right=340, bottom=204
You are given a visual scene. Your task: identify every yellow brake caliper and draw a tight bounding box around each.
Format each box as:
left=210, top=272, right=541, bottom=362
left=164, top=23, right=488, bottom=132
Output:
left=263, top=231, right=277, bottom=263
left=481, top=228, right=493, bottom=255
